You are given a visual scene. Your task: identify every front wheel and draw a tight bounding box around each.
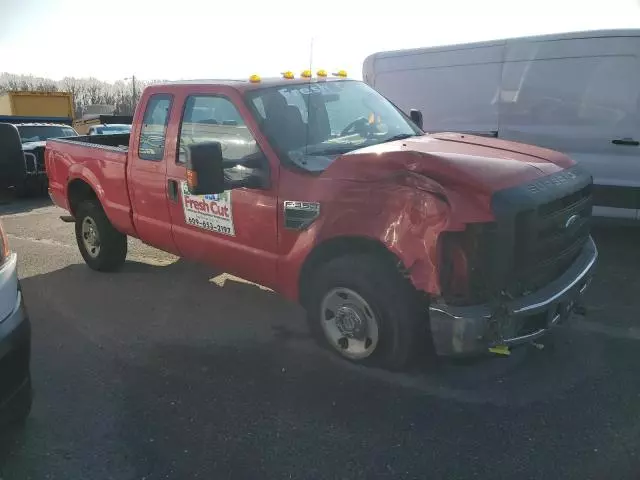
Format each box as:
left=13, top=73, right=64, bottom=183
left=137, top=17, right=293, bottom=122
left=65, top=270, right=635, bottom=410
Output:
left=75, top=200, right=127, bottom=271
left=307, top=253, right=431, bottom=370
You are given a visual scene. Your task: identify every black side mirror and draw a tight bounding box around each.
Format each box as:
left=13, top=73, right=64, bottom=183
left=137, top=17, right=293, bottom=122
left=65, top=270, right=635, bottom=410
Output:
left=185, top=142, right=226, bottom=195
left=410, top=109, right=423, bottom=130
left=186, top=142, right=269, bottom=195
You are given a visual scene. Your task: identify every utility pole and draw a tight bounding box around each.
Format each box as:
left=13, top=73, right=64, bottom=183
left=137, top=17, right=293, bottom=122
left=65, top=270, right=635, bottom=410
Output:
left=131, top=75, right=136, bottom=106
left=124, top=76, right=137, bottom=114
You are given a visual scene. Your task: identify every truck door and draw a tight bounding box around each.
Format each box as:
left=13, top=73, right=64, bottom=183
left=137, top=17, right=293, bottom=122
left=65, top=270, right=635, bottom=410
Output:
left=165, top=90, right=278, bottom=288
left=127, top=92, right=179, bottom=254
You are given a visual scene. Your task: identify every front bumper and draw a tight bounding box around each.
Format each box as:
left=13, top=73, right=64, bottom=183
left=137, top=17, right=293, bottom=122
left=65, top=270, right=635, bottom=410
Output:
left=0, top=255, right=32, bottom=414
left=429, top=236, right=598, bottom=356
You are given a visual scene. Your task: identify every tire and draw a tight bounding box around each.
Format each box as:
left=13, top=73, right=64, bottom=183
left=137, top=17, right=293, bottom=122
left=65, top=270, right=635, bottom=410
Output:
left=75, top=200, right=127, bottom=272
left=306, top=253, right=431, bottom=370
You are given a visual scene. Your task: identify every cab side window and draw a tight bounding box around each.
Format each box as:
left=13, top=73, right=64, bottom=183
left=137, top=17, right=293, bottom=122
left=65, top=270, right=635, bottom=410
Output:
left=138, top=94, right=172, bottom=161
left=177, top=95, right=262, bottom=164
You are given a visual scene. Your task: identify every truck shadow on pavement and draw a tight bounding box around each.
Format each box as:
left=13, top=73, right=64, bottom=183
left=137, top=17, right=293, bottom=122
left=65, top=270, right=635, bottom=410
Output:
left=0, top=241, right=637, bottom=477
left=17, top=256, right=617, bottom=396
left=0, top=195, right=52, bottom=216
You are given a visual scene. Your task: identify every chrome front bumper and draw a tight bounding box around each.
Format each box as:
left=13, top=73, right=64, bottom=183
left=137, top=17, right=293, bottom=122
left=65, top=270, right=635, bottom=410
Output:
left=429, top=236, right=598, bottom=356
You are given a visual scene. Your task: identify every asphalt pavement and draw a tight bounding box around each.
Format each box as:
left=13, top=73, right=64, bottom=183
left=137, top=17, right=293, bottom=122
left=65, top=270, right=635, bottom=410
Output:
left=0, top=197, right=639, bottom=480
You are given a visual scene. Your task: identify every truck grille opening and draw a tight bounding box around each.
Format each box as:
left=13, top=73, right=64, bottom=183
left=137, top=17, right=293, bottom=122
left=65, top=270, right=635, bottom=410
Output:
left=512, top=184, right=592, bottom=295
left=24, top=146, right=46, bottom=174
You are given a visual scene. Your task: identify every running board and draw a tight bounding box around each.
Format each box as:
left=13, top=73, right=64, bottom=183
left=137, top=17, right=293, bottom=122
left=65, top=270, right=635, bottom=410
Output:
left=59, top=215, right=75, bottom=223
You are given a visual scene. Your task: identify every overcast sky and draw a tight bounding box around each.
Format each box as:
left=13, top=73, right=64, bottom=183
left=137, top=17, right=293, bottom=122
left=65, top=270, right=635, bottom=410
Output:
left=1, top=0, right=639, bottom=82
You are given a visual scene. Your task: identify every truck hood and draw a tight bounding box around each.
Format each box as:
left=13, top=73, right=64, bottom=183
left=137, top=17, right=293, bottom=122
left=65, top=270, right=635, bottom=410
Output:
left=323, top=132, right=574, bottom=195
left=22, top=141, right=46, bottom=151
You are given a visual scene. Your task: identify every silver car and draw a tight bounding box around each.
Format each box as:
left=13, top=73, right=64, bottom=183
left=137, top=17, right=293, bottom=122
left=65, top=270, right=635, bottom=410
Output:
left=0, top=219, right=32, bottom=427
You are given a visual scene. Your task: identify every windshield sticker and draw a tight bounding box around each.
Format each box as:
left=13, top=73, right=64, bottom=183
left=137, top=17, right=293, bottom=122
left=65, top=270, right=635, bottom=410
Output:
left=297, top=83, right=342, bottom=95
left=180, top=181, right=235, bottom=236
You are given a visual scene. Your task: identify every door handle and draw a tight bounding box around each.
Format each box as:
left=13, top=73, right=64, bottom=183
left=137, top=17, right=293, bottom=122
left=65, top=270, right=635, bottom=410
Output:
left=167, top=179, right=179, bottom=202
left=612, top=138, right=640, bottom=146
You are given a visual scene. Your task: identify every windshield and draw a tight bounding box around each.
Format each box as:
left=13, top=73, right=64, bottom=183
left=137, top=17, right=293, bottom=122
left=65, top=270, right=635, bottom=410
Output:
left=246, top=80, right=421, bottom=172
left=17, top=125, right=78, bottom=143
left=95, top=125, right=131, bottom=135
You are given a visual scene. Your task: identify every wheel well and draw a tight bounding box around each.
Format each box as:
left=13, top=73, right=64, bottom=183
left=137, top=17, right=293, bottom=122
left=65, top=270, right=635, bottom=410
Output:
left=67, top=180, right=98, bottom=217
left=298, top=236, right=405, bottom=307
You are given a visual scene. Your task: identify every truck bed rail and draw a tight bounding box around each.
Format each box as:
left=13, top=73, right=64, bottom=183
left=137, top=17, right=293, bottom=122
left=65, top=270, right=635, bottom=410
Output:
left=49, top=133, right=130, bottom=152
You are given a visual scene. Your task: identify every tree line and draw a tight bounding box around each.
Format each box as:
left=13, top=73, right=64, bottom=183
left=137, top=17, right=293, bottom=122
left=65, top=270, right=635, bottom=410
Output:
left=0, top=73, right=165, bottom=117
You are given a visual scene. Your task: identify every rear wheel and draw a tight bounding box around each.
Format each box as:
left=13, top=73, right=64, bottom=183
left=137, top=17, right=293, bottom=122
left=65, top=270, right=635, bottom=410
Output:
left=75, top=200, right=127, bottom=271
left=307, top=253, right=431, bottom=370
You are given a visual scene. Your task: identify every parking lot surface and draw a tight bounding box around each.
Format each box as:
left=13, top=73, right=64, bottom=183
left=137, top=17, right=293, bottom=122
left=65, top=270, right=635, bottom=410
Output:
left=0, top=198, right=639, bottom=479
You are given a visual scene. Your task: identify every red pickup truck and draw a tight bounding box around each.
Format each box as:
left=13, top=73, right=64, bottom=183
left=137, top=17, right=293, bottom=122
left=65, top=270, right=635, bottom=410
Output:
left=46, top=73, right=597, bottom=369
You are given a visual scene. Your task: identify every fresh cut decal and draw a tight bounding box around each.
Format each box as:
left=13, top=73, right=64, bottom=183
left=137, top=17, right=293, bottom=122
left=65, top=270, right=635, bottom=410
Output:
left=180, top=181, right=235, bottom=236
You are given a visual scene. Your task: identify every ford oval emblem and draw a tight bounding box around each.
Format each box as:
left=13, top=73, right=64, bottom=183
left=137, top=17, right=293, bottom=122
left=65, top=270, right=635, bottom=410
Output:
left=564, top=214, right=580, bottom=229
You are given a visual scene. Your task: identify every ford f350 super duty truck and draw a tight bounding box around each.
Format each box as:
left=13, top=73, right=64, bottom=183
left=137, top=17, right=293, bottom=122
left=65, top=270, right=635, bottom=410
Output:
left=45, top=71, right=598, bottom=369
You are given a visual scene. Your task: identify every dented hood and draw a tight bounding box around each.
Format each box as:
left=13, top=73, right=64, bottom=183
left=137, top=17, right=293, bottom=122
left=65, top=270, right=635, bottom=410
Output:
left=22, top=141, right=46, bottom=151
left=322, top=132, right=575, bottom=195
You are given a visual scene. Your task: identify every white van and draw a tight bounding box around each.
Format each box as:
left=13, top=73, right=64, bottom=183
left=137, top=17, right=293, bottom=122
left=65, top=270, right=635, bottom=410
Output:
left=363, top=29, right=640, bottom=221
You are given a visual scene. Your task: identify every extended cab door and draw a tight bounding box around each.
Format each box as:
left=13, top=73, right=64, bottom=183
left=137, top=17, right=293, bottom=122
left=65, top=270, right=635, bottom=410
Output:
left=165, top=88, right=278, bottom=288
left=127, top=92, right=179, bottom=254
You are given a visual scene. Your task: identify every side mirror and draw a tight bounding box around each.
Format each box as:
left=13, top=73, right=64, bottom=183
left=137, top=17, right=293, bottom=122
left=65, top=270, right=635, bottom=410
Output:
left=185, top=142, right=226, bottom=195
left=409, top=109, right=423, bottom=130
left=186, top=142, right=269, bottom=195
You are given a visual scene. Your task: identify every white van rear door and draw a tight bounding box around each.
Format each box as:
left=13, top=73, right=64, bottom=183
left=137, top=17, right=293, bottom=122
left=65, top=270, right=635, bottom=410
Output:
left=498, top=36, right=640, bottom=220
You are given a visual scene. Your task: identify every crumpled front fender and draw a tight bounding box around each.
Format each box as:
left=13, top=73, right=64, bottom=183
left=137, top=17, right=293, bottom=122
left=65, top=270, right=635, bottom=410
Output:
left=279, top=181, right=460, bottom=301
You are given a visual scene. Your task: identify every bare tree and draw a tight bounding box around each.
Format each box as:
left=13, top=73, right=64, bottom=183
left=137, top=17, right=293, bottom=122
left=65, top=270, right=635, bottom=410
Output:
left=0, top=72, right=160, bottom=116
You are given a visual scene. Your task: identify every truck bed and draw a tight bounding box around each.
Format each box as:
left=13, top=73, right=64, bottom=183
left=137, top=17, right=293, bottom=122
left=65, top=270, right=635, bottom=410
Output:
left=46, top=133, right=136, bottom=237
left=53, top=133, right=130, bottom=151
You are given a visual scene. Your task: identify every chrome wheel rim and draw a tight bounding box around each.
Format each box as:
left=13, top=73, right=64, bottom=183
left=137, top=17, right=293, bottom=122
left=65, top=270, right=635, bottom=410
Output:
left=320, top=287, right=379, bottom=360
left=81, top=216, right=101, bottom=258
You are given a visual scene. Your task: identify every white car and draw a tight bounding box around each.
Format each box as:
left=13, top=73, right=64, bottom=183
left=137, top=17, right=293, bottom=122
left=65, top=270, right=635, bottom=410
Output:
left=87, top=124, right=132, bottom=136
left=0, top=219, right=32, bottom=427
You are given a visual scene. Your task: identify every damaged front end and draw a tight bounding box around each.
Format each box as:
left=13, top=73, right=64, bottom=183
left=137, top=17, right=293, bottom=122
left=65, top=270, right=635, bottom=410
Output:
left=428, top=166, right=598, bottom=356
left=429, top=237, right=596, bottom=356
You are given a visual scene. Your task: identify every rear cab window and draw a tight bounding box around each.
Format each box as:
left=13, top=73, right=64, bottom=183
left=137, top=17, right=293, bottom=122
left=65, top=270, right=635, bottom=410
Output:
left=138, top=94, right=172, bottom=160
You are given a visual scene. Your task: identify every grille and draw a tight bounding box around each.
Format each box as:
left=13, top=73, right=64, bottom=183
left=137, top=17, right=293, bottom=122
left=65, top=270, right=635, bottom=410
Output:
left=512, top=184, right=592, bottom=294
left=24, top=146, right=46, bottom=175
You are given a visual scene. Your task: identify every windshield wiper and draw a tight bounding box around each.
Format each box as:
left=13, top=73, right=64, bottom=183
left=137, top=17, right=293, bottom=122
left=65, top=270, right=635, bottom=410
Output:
left=382, top=133, right=419, bottom=143
left=304, top=145, right=356, bottom=156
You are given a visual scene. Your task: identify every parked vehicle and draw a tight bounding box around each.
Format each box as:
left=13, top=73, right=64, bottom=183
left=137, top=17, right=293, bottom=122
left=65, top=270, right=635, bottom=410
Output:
left=0, top=217, right=32, bottom=426
left=0, top=121, right=78, bottom=196
left=74, top=115, right=133, bottom=135
left=364, top=29, right=640, bottom=222
left=46, top=73, right=597, bottom=369
left=0, top=91, right=74, bottom=123
left=87, top=124, right=132, bottom=136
